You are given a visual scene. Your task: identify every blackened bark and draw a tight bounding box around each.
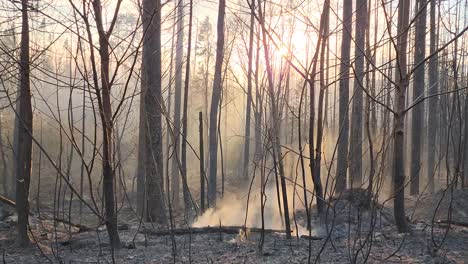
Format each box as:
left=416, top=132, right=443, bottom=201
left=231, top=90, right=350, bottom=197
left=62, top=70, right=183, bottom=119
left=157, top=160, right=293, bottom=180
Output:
left=241, top=1, right=255, bottom=181
left=393, top=0, right=410, bottom=233
left=199, top=112, right=205, bottom=212
left=311, top=0, right=330, bottom=215
left=427, top=0, right=439, bottom=192
left=142, top=0, right=167, bottom=224
left=92, top=0, right=121, bottom=248
left=0, top=114, right=8, bottom=197
left=15, top=0, right=32, bottom=247
left=171, top=0, right=184, bottom=208
left=410, top=0, right=427, bottom=195
left=181, top=0, right=194, bottom=213
left=349, top=0, right=367, bottom=187
left=336, top=0, right=353, bottom=193
left=208, top=0, right=226, bottom=207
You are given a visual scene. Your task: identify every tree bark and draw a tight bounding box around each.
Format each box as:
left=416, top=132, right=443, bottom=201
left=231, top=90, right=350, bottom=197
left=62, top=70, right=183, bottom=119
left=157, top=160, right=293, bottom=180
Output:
left=310, top=0, right=330, bottom=216
left=141, top=0, right=167, bottom=224
left=92, top=0, right=121, bottom=248
left=410, top=0, right=427, bottom=196
left=181, top=0, right=194, bottom=213
left=199, top=112, right=206, bottom=212
left=79, top=82, right=86, bottom=222
left=349, top=0, right=367, bottom=188
left=336, top=0, right=353, bottom=193
left=136, top=82, right=147, bottom=217
left=0, top=114, right=8, bottom=197
left=14, top=0, right=32, bottom=247
left=171, top=0, right=185, bottom=208
left=463, top=92, right=468, bottom=187
left=208, top=0, right=226, bottom=207
left=427, top=0, right=439, bottom=193
left=241, top=0, right=255, bottom=181
left=393, top=0, right=410, bottom=233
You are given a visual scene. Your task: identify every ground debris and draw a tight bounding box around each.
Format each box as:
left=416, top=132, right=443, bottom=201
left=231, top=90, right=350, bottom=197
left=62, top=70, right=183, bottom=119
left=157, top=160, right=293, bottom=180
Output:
left=1, top=190, right=468, bottom=263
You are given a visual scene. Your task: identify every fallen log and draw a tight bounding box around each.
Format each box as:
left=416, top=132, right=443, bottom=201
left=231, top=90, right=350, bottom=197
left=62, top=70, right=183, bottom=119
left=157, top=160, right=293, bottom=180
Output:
left=141, top=226, right=287, bottom=236
left=300, top=235, right=323, bottom=240
left=436, top=219, right=468, bottom=228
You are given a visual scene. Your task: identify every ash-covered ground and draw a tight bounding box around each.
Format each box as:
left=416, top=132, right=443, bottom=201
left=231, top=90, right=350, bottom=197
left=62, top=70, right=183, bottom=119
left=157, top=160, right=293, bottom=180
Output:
left=1, top=188, right=468, bottom=263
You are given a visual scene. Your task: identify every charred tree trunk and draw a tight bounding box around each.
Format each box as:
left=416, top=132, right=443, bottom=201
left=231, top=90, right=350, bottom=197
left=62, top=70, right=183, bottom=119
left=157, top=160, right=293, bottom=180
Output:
left=463, top=86, right=468, bottom=188
left=142, top=0, right=167, bottom=224
left=393, top=0, right=410, bottom=233
left=136, top=82, right=147, bottom=217
left=410, top=0, right=427, bottom=196
left=0, top=114, right=8, bottom=197
left=15, top=0, right=32, bottom=247
left=241, top=0, right=255, bottom=181
left=92, top=0, right=121, bottom=248
left=349, top=0, right=367, bottom=188
left=336, top=0, right=353, bottom=193
left=165, top=2, right=177, bottom=217
left=79, top=82, right=86, bottom=222
left=427, top=0, right=439, bottom=193
left=199, top=112, right=206, bottom=212
left=254, top=31, right=263, bottom=168
left=181, top=0, right=194, bottom=213
left=207, top=0, right=226, bottom=207
left=171, top=0, right=185, bottom=208
left=311, top=0, right=330, bottom=216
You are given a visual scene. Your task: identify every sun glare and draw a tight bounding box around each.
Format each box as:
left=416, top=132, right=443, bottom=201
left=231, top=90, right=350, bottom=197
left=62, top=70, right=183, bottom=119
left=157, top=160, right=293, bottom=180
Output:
left=278, top=47, right=288, bottom=57
left=278, top=46, right=289, bottom=57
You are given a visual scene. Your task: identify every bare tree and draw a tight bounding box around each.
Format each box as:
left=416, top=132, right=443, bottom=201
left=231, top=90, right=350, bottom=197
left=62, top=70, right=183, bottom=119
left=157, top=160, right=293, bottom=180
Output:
left=0, top=114, right=8, bottom=197
left=310, top=0, right=330, bottom=216
left=171, top=0, right=185, bottom=208
left=90, top=0, right=123, bottom=248
left=349, top=0, right=367, bottom=188
left=14, top=0, right=32, bottom=247
left=141, top=0, right=167, bottom=224
left=208, top=0, right=226, bottom=207
left=181, top=0, right=194, bottom=213
left=393, top=0, right=410, bottom=233
left=257, top=0, right=291, bottom=238
left=241, top=0, right=255, bottom=181
left=427, top=0, right=439, bottom=192
left=410, top=0, right=427, bottom=195
left=336, top=0, right=353, bottom=193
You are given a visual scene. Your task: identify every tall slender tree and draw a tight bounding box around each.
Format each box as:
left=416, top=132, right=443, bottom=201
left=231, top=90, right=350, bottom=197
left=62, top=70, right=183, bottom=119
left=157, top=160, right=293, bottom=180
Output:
left=241, top=0, right=255, bottom=181
left=349, top=0, right=367, bottom=188
left=91, top=0, right=122, bottom=248
left=427, top=0, right=439, bottom=193
left=309, top=0, right=330, bottom=216
left=208, top=0, right=226, bottom=206
left=181, top=0, right=194, bottom=213
left=171, top=0, right=185, bottom=208
left=410, top=0, right=427, bottom=195
left=257, top=0, right=291, bottom=238
left=0, top=114, right=8, bottom=197
left=14, top=0, right=32, bottom=247
left=141, top=0, right=167, bottom=224
left=336, top=0, right=353, bottom=193
left=393, top=0, right=410, bottom=233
